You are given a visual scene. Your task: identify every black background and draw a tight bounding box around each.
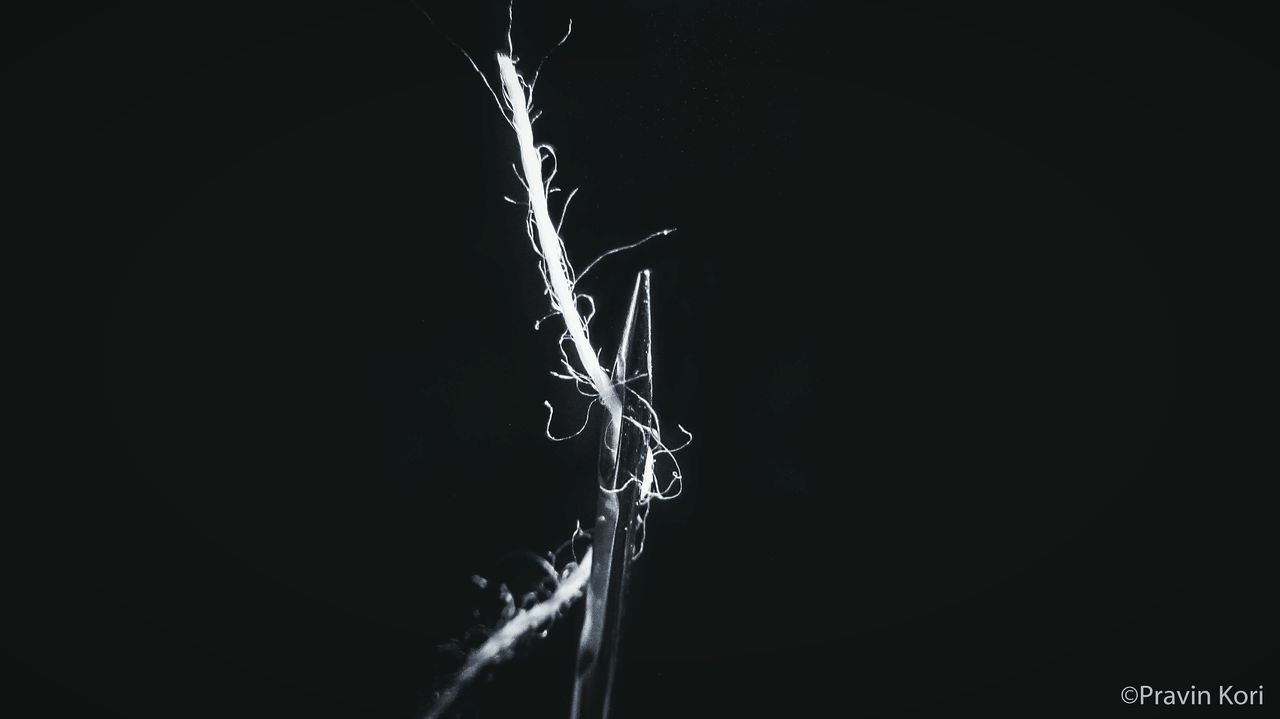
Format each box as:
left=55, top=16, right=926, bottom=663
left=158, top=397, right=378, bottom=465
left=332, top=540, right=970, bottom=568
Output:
left=3, top=1, right=1274, bottom=717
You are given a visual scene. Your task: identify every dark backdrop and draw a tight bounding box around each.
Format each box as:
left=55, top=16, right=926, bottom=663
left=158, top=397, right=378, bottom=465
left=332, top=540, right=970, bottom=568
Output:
left=4, top=1, right=1273, bottom=717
